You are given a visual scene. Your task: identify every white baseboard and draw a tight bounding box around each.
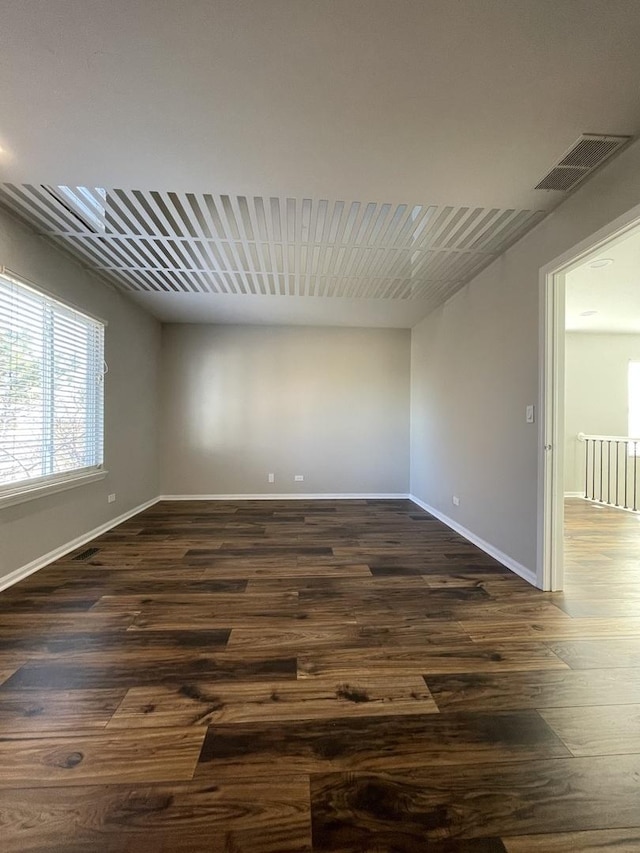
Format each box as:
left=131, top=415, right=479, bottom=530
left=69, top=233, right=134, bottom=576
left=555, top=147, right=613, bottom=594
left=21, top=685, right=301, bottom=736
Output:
left=408, top=494, right=539, bottom=588
left=0, top=496, right=162, bottom=593
left=564, top=491, right=584, bottom=498
left=159, top=493, right=410, bottom=501
left=7, top=492, right=529, bottom=598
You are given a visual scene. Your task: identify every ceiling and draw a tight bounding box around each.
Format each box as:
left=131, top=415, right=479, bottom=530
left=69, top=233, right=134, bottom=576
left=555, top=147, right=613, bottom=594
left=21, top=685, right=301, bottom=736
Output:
left=1, top=0, right=640, bottom=327
left=566, top=228, right=640, bottom=334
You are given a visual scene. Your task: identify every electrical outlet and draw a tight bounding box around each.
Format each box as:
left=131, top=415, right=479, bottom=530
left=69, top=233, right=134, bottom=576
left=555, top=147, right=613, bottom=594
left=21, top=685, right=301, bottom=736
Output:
left=452, top=496, right=460, bottom=506
left=268, top=473, right=275, bottom=483
left=294, top=474, right=304, bottom=482
left=108, top=493, right=116, bottom=503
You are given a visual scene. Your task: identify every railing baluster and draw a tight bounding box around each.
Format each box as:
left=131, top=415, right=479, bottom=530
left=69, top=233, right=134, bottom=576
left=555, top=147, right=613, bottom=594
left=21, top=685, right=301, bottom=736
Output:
left=599, top=439, right=604, bottom=502
left=625, top=441, right=629, bottom=509
left=577, top=433, right=640, bottom=512
left=585, top=437, right=589, bottom=499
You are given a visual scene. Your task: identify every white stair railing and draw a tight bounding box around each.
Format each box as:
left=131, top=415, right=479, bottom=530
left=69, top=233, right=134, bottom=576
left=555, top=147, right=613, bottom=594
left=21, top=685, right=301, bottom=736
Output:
left=578, top=432, right=640, bottom=510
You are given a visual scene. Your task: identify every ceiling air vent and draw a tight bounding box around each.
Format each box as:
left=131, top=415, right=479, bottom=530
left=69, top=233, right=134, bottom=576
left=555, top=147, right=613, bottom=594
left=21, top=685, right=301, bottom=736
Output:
left=535, top=134, right=631, bottom=192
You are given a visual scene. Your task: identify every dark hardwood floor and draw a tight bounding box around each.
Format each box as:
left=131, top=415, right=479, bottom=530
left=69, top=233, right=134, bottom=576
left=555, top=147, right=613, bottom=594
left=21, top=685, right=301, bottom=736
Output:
left=1, top=497, right=640, bottom=851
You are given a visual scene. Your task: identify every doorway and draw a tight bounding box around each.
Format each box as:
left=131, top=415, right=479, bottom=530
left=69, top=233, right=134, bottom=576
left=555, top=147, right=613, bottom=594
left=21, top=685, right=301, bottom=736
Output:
left=540, top=203, right=640, bottom=591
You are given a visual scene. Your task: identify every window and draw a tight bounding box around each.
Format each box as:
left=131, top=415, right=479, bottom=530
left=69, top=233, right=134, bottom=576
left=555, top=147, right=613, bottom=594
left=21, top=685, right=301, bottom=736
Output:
left=628, top=361, right=640, bottom=455
left=0, top=271, right=105, bottom=505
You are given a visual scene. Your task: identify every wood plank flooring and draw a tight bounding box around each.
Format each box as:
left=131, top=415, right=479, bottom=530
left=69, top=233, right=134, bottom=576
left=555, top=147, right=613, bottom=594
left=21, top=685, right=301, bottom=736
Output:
left=0, top=497, right=639, bottom=850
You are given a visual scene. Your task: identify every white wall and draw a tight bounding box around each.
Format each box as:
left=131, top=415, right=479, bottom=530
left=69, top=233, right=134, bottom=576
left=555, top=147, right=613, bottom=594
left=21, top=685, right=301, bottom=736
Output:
left=564, top=332, right=640, bottom=493
left=411, top=137, right=640, bottom=579
left=161, top=324, right=410, bottom=496
left=0, top=208, right=161, bottom=580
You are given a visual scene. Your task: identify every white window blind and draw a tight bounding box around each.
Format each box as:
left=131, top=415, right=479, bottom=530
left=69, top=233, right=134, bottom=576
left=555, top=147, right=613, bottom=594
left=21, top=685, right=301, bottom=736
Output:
left=0, top=272, right=104, bottom=498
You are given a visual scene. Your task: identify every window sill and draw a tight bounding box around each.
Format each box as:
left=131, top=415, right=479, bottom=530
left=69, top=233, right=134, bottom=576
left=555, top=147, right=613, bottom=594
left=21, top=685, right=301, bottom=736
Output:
left=0, top=470, right=109, bottom=510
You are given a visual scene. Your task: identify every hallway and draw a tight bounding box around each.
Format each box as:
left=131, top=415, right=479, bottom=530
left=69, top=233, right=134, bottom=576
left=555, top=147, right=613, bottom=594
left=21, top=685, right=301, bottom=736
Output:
left=562, top=497, right=640, bottom=616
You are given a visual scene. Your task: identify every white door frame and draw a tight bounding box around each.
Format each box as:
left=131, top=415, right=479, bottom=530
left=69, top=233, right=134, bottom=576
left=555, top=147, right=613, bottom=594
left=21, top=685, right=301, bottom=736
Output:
left=538, top=202, right=640, bottom=591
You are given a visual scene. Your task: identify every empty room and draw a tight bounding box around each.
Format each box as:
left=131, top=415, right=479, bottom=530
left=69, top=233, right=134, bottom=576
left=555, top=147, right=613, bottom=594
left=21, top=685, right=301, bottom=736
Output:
left=3, top=1, right=640, bottom=850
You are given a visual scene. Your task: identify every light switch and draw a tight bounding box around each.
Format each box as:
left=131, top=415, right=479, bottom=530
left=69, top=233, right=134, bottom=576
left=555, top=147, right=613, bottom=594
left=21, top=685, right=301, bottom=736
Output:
left=526, top=405, right=535, bottom=424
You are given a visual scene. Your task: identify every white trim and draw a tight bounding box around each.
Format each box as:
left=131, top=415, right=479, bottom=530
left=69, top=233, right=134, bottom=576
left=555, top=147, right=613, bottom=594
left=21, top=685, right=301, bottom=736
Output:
left=0, top=495, right=161, bottom=593
left=0, top=470, right=108, bottom=510
left=538, top=200, right=640, bottom=593
left=409, top=494, right=538, bottom=588
left=539, top=267, right=566, bottom=591
left=1, top=266, right=108, bottom=326
left=159, top=493, right=410, bottom=501
left=564, top=491, right=584, bottom=498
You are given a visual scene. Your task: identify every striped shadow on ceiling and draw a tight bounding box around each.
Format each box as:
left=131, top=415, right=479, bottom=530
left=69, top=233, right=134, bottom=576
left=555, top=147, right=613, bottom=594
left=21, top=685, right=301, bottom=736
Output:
left=0, top=185, right=546, bottom=305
